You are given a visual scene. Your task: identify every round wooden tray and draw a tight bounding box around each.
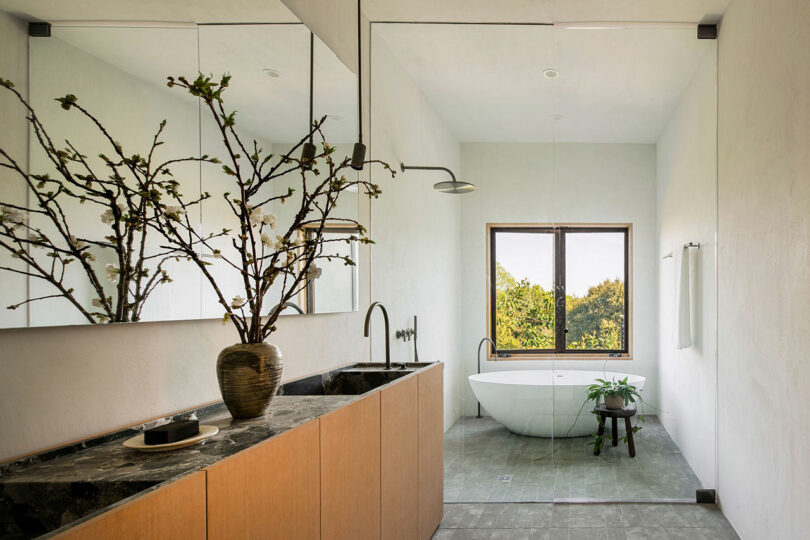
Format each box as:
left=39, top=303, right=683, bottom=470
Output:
left=123, top=425, right=219, bottom=453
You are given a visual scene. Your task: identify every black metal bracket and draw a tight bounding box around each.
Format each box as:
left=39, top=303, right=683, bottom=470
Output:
left=696, top=488, right=717, bottom=503
left=697, top=24, right=718, bottom=40
left=28, top=22, right=51, bottom=37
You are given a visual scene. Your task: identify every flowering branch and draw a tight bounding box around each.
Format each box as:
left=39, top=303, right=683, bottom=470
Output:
left=158, top=73, right=395, bottom=344
left=0, top=77, right=217, bottom=323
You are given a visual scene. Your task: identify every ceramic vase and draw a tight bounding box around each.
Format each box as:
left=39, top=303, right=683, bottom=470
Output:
left=216, top=342, right=283, bottom=419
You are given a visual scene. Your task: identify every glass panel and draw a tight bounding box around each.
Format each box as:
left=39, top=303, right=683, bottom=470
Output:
left=564, top=231, right=626, bottom=351
left=493, top=230, right=555, bottom=351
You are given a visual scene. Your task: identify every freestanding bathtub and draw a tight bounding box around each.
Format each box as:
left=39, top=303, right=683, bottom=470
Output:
left=468, top=370, right=646, bottom=437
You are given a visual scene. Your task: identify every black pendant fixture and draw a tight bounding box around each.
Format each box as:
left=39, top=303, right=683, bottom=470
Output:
left=300, top=32, right=317, bottom=168
left=350, top=0, right=366, bottom=170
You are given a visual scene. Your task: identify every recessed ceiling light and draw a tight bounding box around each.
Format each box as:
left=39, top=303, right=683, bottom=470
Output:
left=550, top=114, right=563, bottom=120
left=262, top=68, right=281, bottom=78
left=328, top=114, right=344, bottom=121
left=543, top=68, right=559, bottom=79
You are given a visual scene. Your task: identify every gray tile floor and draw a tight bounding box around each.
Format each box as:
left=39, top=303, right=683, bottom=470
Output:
left=445, top=416, right=702, bottom=502
left=433, top=503, right=740, bottom=539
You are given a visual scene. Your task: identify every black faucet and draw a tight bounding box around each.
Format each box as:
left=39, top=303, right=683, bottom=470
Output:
left=363, top=302, right=391, bottom=370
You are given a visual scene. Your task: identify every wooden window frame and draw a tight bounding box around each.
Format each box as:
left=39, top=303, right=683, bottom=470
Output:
left=297, top=225, right=361, bottom=314
left=486, top=223, right=633, bottom=361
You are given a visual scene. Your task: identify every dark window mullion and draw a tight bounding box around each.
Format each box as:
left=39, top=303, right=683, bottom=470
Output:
left=553, top=228, right=566, bottom=353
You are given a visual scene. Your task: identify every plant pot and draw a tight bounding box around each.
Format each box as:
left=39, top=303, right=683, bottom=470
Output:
left=216, top=342, right=283, bottom=419
left=604, top=394, right=624, bottom=410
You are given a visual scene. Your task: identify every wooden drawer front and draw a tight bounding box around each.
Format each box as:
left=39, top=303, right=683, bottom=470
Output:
left=55, top=471, right=206, bottom=540
left=381, top=376, right=418, bottom=540
left=206, top=420, right=320, bottom=540
left=320, top=392, right=381, bottom=540
left=417, top=364, right=444, bottom=540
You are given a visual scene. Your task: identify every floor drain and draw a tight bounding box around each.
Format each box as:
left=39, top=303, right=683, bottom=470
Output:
left=497, top=475, right=513, bottom=482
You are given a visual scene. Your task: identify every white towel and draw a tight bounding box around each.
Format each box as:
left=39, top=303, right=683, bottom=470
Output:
left=676, top=245, right=692, bottom=349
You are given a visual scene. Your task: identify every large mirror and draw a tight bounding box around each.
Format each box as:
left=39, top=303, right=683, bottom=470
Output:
left=0, top=20, right=359, bottom=329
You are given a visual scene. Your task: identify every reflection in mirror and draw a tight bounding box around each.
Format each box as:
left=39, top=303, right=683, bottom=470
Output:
left=1, top=20, right=360, bottom=329
left=198, top=24, right=359, bottom=318
left=23, top=26, right=202, bottom=327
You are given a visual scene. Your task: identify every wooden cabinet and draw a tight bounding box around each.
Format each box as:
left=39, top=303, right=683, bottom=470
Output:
left=54, top=363, right=444, bottom=540
left=55, top=471, right=206, bottom=540
left=417, top=364, right=444, bottom=540
left=206, top=419, right=321, bottom=540
left=381, top=375, right=418, bottom=540
left=320, top=392, right=381, bottom=540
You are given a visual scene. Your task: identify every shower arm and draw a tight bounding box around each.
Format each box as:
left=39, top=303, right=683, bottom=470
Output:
left=400, top=163, right=457, bottom=182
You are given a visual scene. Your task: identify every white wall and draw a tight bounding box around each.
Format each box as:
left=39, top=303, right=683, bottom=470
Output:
left=459, top=143, right=659, bottom=416
left=716, top=0, right=810, bottom=537
left=369, top=31, right=463, bottom=431
left=656, top=48, right=718, bottom=490
left=0, top=13, right=372, bottom=461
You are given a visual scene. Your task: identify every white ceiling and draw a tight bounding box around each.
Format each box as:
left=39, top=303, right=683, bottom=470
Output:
left=50, top=24, right=357, bottom=144
left=0, top=0, right=729, bottom=25
left=0, top=0, right=300, bottom=23
left=364, top=0, right=728, bottom=25
left=374, top=24, right=714, bottom=143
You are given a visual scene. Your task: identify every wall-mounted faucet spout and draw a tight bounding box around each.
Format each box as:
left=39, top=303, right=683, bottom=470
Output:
left=364, top=301, right=391, bottom=370
left=476, top=337, right=497, bottom=418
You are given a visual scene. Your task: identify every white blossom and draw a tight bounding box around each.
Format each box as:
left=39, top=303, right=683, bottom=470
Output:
left=249, top=207, right=263, bottom=226
left=262, top=212, right=277, bottom=228
left=274, top=235, right=285, bottom=250
left=105, top=263, right=119, bottom=284
left=164, top=205, right=186, bottom=220
left=213, top=249, right=222, bottom=259
left=260, top=233, right=272, bottom=248
left=91, top=298, right=104, bottom=308
left=100, top=208, right=115, bottom=225
left=306, top=263, right=322, bottom=280
left=231, top=295, right=246, bottom=309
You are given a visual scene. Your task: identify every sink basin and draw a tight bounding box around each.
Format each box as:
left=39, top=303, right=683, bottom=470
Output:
left=276, top=362, right=436, bottom=396
left=346, top=362, right=436, bottom=371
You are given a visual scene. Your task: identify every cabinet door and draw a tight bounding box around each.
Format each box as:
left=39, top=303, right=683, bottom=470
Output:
left=381, top=376, right=418, bottom=540
left=55, top=471, right=206, bottom=540
left=417, top=363, right=444, bottom=540
left=320, top=392, right=381, bottom=540
left=206, top=419, right=320, bottom=540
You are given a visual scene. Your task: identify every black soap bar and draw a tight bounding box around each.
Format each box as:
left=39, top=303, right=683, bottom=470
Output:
left=144, top=419, right=199, bottom=445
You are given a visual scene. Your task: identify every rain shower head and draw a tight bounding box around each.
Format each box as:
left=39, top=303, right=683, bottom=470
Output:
left=400, top=163, right=476, bottom=194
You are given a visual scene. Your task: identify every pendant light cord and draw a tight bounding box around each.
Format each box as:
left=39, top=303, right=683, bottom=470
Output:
left=356, top=0, right=363, bottom=145
left=309, top=32, right=314, bottom=144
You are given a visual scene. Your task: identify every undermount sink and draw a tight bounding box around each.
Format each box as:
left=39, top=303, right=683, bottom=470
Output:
left=344, top=362, right=435, bottom=371
left=277, top=362, right=434, bottom=396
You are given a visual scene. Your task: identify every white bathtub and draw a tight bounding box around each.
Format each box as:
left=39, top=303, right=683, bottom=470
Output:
left=468, top=370, right=646, bottom=437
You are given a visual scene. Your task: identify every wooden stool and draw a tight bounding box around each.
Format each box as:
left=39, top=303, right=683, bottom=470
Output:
left=593, top=404, right=637, bottom=457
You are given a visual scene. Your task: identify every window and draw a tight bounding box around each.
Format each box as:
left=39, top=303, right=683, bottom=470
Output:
left=488, top=225, right=630, bottom=356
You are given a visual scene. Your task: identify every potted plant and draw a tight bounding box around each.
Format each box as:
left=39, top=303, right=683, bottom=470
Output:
left=586, top=377, right=641, bottom=410
left=0, top=78, right=212, bottom=323
left=156, top=74, right=395, bottom=419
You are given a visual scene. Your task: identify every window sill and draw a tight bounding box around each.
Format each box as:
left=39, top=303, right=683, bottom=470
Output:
left=487, top=353, right=632, bottom=361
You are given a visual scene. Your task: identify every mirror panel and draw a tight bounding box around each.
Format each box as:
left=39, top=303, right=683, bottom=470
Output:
left=197, top=24, right=359, bottom=318
left=26, top=26, right=202, bottom=326
left=3, top=21, right=359, bottom=329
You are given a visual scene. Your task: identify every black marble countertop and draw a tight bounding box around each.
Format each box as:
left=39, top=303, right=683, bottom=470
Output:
left=0, top=396, right=355, bottom=485
left=0, top=362, right=438, bottom=539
